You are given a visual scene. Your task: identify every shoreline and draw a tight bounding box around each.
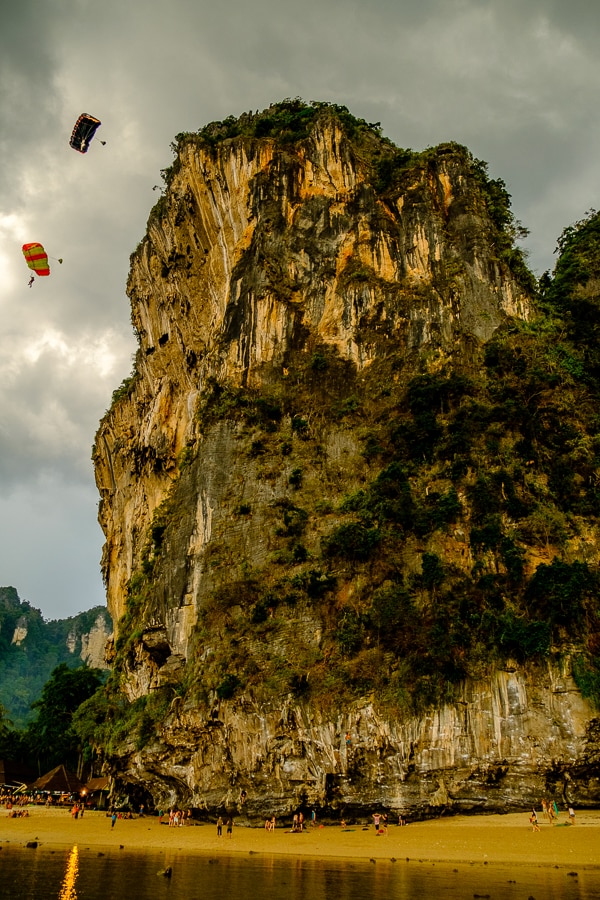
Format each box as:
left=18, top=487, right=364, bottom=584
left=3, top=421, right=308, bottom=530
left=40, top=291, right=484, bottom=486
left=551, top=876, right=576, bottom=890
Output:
left=1, top=808, right=600, bottom=869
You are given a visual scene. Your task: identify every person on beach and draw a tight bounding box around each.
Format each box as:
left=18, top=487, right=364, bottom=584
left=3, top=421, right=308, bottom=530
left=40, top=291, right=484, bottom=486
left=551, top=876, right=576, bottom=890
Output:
left=111, top=812, right=117, bottom=829
left=217, top=815, right=223, bottom=837
left=569, top=807, right=576, bottom=825
left=530, top=809, right=540, bottom=832
left=373, top=812, right=381, bottom=832
left=553, top=800, right=560, bottom=820
left=226, top=817, right=234, bottom=837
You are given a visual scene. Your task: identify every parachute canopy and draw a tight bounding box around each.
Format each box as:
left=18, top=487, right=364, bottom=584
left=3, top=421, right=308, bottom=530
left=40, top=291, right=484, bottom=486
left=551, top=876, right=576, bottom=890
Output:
left=22, top=243, right=50, bottom=276
left=69, top=114, right=102, bottom=153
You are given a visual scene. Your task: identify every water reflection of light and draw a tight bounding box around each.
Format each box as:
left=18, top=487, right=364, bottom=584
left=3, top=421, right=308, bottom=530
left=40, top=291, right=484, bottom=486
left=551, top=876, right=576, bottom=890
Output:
left=59, top=845, right=79, bottom=900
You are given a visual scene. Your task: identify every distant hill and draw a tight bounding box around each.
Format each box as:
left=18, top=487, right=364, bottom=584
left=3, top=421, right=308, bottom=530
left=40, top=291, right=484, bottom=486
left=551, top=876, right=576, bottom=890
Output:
left=0, top=586, right=112, bottom=727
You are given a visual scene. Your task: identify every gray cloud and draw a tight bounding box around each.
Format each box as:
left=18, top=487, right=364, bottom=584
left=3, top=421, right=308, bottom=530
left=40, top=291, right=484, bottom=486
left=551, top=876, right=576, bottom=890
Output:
left=1, top=0, right=599, bottom=618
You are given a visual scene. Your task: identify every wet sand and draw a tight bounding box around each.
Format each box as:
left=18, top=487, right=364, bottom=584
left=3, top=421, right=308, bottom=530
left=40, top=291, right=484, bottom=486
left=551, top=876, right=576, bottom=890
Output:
left=1, top=807, right=599, bottom=869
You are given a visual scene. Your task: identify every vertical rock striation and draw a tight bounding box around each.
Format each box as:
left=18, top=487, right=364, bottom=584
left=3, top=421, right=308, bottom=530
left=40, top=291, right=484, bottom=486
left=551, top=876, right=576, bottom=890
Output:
left=96, top=112, right=528, bottom=626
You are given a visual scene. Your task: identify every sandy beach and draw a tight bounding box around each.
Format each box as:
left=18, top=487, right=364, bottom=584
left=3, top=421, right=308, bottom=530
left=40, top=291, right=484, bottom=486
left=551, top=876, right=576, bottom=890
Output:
left=1, top=807, right=599, bottom=869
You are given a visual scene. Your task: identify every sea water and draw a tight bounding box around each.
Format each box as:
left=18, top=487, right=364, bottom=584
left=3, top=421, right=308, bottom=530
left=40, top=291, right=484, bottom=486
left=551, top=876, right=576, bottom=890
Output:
left=1, top=845, right=599, bottom=899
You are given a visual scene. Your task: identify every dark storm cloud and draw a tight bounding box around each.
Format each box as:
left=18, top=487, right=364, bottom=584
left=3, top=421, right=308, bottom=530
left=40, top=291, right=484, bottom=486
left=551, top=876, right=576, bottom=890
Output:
left=0, top=325, right=128, bottom=484
left=1, top=0, right=600, bottom=617
left=0, top=2, right=63, bottom=198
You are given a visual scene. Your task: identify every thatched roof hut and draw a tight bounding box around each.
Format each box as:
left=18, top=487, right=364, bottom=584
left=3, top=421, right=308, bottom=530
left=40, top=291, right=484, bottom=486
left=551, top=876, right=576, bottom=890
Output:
left=82, top=775, right=110, bottom=808
left=31, top=765, right=83, bottom=795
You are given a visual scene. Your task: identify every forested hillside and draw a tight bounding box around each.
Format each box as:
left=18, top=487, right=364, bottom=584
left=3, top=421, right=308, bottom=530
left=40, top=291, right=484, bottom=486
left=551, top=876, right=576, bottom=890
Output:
left=0, top=586, right=111, bottom=727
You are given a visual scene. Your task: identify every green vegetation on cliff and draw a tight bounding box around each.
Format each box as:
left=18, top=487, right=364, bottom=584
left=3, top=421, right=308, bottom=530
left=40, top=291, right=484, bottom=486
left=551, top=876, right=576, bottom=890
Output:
left=0, top=587, right=111, bottom=728
left=182, top=308, right=600, bottom=715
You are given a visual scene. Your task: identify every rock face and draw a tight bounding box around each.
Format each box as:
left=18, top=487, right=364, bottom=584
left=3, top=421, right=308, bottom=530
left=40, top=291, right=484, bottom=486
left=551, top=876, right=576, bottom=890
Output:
left=96, top=113, right=529, bottom=627
left=11, top=617, right=28, bottom=647
left=71, top=613, right=113, bottom=669
left=108, top=660, right=596, bottom=818
left=94, top=103, right=598, bottom=819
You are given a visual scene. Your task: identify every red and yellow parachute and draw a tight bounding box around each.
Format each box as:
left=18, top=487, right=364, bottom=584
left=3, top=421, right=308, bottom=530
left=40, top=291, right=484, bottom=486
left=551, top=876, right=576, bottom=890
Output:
left=22, top=243, right=63, bottom=282
left=22, top=242, right=51, bottom=276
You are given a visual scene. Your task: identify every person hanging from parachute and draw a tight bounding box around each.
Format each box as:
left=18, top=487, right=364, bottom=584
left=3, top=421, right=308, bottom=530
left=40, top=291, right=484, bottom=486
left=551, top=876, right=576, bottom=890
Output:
left=22, top=243, right=63, bottom=286
left=69, top=113, right=105, bottom=153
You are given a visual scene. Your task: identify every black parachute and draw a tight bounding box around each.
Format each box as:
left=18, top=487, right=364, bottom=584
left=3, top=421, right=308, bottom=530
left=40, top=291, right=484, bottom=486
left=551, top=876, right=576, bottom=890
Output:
left=69, top=114, right=104, bottom=154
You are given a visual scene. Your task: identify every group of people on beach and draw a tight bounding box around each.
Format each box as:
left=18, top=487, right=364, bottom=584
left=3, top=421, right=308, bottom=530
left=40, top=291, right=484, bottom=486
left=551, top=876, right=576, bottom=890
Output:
left=2, top=791, right=81, bottom=809
left=290, top=809, right=320, bottom=831
left=530, top=800, right=575, bottom=830
left=1, top=791, right=57, bottom=807
left=372, top=812, right=388, bottom=833
left=162, top=808, right=192, bottom=827
left=291, top=811, right=305, bottom=831
left=216, top=815, right=234, bottom=837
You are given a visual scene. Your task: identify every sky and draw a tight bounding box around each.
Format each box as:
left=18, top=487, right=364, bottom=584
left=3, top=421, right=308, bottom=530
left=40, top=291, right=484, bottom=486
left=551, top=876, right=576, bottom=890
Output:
left=1, top=0, right=599, bottom=621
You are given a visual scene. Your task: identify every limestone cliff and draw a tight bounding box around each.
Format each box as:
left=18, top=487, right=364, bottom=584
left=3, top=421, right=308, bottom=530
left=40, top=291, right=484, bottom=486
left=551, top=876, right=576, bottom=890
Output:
left=69, top=613, right=113, bottom=669
left=93, top=102, right=600, bottom=819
